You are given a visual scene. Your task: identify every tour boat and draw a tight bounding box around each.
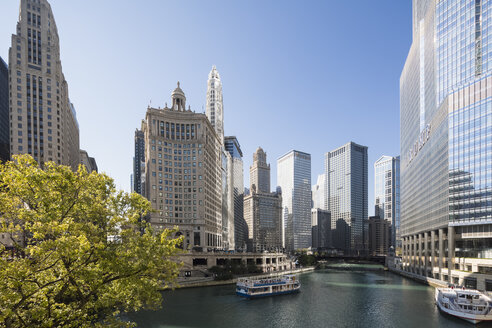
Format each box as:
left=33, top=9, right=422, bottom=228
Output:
left=236, top=275, right=300, bottom=299
left=435, top=287, right=492, bottom=324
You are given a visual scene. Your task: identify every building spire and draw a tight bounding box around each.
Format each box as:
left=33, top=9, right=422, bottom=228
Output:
left=206, top=66, right=224, bottom=143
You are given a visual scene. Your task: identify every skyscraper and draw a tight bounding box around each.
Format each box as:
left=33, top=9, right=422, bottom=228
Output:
left=141, top=83, right=223, bottom=251
left=0, top=57, right=8, bottom=162
left=205, top=66, right=233, bottom=250
left=221, top=149, right=234, bottom=250
left=250, top=147, right=271, bottom=193
left=312, top=173, right=326, bottom=210
left=133, top=129, right=145, bottom=195
left=224, top=136, right=246, bottom=250
left=325, top=142, right=368, bottom=254
left=244, top=148, right=282, bottom=252
left=206, top=66, right=224, bottom=144
left=8, top=0, right=80, bottom=169
left=277, top=150, right=311, bottom=252
left=374, top=155, right=400, bottom=250
left=401, top=0, right=492, bottom=288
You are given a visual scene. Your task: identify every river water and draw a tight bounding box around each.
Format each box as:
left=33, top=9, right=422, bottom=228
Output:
left=127, top=267, right=491, bottom=328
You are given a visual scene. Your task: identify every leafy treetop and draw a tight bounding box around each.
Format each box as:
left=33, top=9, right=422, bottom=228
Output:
left=0, top=155, right=182, bottom=328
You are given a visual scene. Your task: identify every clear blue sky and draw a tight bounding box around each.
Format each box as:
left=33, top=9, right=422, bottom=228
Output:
left=0, top=0, right=412, bottom=216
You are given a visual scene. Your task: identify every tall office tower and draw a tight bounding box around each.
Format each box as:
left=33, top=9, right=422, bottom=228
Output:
left=8, top=0, right=80, bottom=169
left=250, top=147, right=271, bottom=193
left=374, top=155, right=400, bottom=250
left=205, top=66, right=232, bottom=249
left=225, top=136, right=246, bottom=250
left=142, top=83, right=223, bottom=251
left=0, top=57, right=8, bottom=162
left=244, top=148, right=282, bottom=252
left=325, top=142, right=368, bottom=255
left=133, top=129, right=145, bottom=195
left=206, top=66, right=224, bottom=144
left=277, top=150, right=311, bottom=252
left=312, top=173, right=326, bottom=210
left=401, top=0, right=492, bottom=289
left=221, top=149, right=234, bottom=250
left=311, top=208, right=331, bottom=250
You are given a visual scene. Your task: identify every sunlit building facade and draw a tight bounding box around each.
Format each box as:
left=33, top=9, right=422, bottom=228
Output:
left=244, top=147, right=282, bottom=252
left=142, top=83, right=223, bottom=251
left=277, top=150, right=311, bottom=252
left=401, top=0, right=492, bottom=289
left=374, top=155, right=400, bottom=250
left=9, top=0, right=80, bottom=169
left=312, top=174, right=326, bottom=210
left=225, top=136, right=246, bottom=250
left=325, top=142, right=368, bottom=254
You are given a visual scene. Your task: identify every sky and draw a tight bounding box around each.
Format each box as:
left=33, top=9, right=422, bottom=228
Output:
left=0, top=0, right=412, bottom=216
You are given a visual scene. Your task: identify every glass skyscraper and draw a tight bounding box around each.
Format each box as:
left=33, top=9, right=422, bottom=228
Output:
left=401, top=0, right=492, bottom=289
left=374, top=155, right=400, bottom=251
left=325, top=142, right=368, bottom=254
left=224, top=136, right=246, bottom=250
left=277, top=150, right=311, bottom=252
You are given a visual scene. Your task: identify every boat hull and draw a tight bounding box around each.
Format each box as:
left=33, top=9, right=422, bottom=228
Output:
left=435, top=288, right=492, bottom=324
left=236, top=288, right=300, bottom=299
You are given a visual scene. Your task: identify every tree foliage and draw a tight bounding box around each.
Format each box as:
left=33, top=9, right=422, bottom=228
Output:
left=0, top=155, right=182, bottom=327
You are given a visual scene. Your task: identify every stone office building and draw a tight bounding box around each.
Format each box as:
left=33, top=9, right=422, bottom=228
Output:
left=244, top=148, right=283, bottom=252
left=142, top=83, right=223, bottom=251
left=8, top=0, right=79, bottom=169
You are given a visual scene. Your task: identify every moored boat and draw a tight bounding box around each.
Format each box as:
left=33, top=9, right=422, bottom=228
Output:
left=435, top=287, right=492, bottom=324
left=236, top=275, right=300, bottom=299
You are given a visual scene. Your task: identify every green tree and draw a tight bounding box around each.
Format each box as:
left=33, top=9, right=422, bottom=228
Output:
left=0, top=155, right=182, bottom=327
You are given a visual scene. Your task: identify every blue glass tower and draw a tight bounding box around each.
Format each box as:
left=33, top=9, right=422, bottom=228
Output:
left=401, top=0, right=492, bottom=289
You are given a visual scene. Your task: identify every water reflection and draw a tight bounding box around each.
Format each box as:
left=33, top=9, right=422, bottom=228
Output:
left=127, top=268, right=492, bottom=328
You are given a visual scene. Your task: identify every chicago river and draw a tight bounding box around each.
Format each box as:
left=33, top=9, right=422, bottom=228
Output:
left=127, top=267, right=491, bottom=328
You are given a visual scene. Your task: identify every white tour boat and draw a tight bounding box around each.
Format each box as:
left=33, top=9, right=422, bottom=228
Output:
left=236, top=275, right=300, bottom=299
left=435, top=287, right=492, bottom=324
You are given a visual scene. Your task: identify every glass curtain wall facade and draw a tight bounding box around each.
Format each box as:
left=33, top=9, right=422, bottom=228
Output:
left=277, top=150, right=311, bottom=252
left=401, top=0, right=492, bottom=288
left=312, top=173, right=326, bottom=210
left=325, top=142, right=368, bottom=255
left=225, top=136, right=246, bottom=251
left=374, top=155, right=400, bottom=250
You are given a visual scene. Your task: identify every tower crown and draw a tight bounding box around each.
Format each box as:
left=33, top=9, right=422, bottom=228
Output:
left=171, top=81, right=186, bottom=111
left=208, top=65, right=221, bottom=80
